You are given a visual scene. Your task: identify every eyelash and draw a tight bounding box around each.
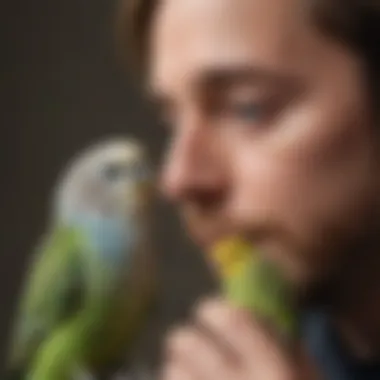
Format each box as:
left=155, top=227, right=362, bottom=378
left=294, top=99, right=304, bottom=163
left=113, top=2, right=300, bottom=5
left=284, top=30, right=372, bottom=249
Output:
left=157, top=99, right=271, bottom=129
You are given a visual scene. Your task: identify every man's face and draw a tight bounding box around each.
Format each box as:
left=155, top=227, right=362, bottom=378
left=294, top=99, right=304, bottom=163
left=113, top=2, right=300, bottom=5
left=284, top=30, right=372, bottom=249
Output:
left=148, top=0, right=379, bottom=293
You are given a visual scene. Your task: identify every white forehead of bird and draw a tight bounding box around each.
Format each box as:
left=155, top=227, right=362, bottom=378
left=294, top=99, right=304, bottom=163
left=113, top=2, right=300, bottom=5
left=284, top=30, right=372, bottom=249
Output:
left=52, top=138, right=147, bottom=221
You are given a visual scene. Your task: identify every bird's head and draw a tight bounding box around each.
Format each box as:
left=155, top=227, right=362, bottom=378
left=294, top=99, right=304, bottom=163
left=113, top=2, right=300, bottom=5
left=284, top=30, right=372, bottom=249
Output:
left=54, top=138, right=154, bottom=224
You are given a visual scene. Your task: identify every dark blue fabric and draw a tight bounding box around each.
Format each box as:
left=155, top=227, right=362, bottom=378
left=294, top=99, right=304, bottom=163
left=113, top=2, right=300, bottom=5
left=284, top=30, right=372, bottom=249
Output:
left=302, top=311, right=380, bottom=380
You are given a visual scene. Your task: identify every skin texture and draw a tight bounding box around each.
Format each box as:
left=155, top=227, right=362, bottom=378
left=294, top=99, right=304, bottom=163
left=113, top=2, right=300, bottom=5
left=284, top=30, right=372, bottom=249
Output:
left=146, top=0, right=380, bottom=378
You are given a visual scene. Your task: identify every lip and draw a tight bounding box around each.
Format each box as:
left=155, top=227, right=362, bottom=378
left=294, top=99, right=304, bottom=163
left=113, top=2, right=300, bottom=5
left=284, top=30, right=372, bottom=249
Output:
left=189, top=226, right=245, bottom=254
left=185, top=215, right=279, bottom=258
left=193, top=235, right=219, bottom=253
left=188, top=229, right=221, bottom=251
left=193, top=230, right=277, bottom=261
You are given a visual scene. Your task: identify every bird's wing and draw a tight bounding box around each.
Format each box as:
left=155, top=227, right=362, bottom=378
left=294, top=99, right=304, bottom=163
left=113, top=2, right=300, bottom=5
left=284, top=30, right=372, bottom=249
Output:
left=7, top=224, right=86, bottom=370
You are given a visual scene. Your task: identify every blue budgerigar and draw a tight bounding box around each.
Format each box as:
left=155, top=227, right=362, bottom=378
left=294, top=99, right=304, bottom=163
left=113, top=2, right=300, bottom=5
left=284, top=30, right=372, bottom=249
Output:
left=6, top=138, right=156, bottom=380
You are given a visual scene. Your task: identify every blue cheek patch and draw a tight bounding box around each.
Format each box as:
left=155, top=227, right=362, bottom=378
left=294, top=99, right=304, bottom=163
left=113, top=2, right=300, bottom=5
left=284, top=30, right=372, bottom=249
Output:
left=71, top=213, right=138, bottom=267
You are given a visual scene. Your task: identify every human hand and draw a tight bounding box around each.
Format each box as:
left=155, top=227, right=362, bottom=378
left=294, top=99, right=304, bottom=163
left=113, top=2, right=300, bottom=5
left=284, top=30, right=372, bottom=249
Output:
left=160, top=297, right=321, bottom=380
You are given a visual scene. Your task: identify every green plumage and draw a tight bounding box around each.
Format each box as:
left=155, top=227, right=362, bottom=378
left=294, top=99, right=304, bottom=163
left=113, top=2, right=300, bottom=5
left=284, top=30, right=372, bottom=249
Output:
left=212, top=237, right=299, bottom=344
left=8, top=225, right=84, bottom=375
left=7, top=223, right=153, bottom=380
left=6, top=140, right=156, bottom=380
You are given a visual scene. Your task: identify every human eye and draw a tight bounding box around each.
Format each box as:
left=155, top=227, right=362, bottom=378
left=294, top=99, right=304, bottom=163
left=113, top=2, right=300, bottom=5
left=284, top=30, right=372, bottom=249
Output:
left=217, top=85, right=269, bottom=125
left=228, top=100, right=263, bottom=122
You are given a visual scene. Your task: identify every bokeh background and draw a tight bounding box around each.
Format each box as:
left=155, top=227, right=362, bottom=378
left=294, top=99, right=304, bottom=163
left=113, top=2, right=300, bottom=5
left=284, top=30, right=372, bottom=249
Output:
left=1, top=0, right=215, bottom=376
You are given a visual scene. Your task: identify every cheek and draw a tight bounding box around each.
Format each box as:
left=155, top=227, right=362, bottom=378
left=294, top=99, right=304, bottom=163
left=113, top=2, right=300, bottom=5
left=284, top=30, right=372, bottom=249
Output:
left=230, top=144, right=296, bottom=223
left=228, top=92, right=375, bottom=256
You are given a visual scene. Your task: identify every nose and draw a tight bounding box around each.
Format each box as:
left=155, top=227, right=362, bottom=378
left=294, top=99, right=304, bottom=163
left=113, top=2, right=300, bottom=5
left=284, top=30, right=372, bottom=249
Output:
left=160, top=118, right=229, bottom=206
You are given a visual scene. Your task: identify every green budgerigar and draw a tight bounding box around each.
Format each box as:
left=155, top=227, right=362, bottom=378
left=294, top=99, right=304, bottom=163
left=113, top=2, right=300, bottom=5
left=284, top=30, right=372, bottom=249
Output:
left=6, top=138, right=156, bottom=380
left=210, top=236, right=300, bottom=345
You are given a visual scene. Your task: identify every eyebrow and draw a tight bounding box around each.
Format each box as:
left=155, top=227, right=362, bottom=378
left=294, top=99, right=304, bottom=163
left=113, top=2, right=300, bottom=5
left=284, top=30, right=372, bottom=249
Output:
left=197, top=65, right=295, bottom=90
left=148, top=64, right=298, bottom=109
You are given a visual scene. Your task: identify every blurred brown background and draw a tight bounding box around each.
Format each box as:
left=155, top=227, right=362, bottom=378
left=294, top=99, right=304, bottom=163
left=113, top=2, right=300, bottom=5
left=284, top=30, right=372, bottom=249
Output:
left=0, top=0, right=215, bottom=375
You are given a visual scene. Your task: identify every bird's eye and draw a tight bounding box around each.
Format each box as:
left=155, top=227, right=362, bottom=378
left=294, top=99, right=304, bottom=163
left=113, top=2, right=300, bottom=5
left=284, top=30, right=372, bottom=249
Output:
left=101, top=164, right=125, bottom=182
left=101, top=161, right=152, bottom=184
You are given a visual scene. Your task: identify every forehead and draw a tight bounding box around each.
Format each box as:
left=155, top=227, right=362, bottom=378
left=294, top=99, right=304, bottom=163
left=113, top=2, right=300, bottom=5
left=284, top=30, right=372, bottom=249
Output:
left=149, top=0, right=329, bottom=95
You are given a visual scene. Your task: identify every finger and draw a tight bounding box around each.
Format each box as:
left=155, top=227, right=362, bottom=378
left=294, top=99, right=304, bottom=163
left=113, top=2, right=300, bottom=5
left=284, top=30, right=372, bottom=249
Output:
left=164, top=325, right=240, bottom=380
left=159, top=362, right=195, bottom=380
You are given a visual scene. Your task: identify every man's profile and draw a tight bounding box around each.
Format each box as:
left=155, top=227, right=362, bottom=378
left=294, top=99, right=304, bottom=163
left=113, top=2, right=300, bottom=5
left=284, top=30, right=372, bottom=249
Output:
left=119, top=0, right=380, bottom=379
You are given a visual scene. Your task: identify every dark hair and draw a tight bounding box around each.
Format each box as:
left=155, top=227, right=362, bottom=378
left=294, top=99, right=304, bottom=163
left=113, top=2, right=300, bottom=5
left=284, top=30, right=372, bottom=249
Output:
left=116, top=0, right=379, bottom=106
left=115, top=0, right=158, bottom=81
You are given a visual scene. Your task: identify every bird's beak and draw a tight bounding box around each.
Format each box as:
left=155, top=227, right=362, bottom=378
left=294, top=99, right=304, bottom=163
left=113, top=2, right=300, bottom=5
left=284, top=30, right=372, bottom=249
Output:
left=136, top=180, right=155, bottom=202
